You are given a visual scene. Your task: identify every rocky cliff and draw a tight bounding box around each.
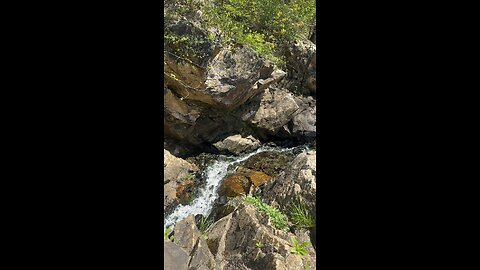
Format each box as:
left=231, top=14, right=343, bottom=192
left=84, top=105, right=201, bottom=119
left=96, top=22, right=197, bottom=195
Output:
left=164, top=1, right=316, bottom=269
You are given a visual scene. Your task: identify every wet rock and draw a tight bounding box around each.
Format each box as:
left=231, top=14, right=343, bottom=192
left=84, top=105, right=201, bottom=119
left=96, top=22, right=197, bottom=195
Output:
left=164, top=149, right=199, bottom=212
left=242, top=151, right=296, bottom=177
left=164, top=239, right=189, bottom=270
left=235, top=167, right=271, bottom=187
left=213, top=134, right=261, bottom=155
left=218, top=174, right=251, bottom=198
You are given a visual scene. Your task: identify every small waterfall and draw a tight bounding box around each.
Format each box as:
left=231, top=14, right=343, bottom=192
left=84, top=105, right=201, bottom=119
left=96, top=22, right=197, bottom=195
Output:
left=164, top=145, right=301, bottom=229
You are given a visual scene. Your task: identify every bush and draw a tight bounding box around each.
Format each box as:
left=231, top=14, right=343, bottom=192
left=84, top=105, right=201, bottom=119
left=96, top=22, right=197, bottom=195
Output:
left=203, top=0, right=315, bottom=67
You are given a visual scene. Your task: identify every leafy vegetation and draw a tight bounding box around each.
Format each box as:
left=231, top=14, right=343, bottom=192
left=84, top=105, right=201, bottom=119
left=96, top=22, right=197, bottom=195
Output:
left=203, top=0, right=316, bottom=67
left=164, top=227, right=174, bottom=241
left=197, top=215, right=213, bottom=239
left=288, top=196, right=315, bottom=229
left=243, top=196, right=288, bottom=231
left=290, top=237, right=309, bottom=257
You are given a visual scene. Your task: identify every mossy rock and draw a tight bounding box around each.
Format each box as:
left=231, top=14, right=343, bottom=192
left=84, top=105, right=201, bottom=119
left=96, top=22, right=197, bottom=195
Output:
left=218, top=174, right=251, bottom=197
left=242, top=151, right=296, bottom=176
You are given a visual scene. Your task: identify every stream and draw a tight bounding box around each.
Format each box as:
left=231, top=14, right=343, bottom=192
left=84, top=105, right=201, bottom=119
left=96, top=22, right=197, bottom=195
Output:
left=164, top=145, right=307, bottom=229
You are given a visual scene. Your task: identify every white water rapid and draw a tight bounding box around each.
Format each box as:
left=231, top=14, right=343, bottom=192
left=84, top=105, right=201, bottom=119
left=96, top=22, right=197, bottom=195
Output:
left=164, top=146, right=299, bottom=229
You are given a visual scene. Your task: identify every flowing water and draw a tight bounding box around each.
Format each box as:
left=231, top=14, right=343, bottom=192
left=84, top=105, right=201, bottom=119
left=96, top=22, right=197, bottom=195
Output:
left=164, top=145, right=305, bottom=229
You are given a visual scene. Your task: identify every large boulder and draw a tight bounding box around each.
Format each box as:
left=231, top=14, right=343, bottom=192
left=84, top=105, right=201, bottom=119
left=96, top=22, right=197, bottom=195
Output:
left=213, top=134, right=261, bottom=155
left=240, top=87, right=299, bottom=138
left=204, top=45, right=276, bottom=109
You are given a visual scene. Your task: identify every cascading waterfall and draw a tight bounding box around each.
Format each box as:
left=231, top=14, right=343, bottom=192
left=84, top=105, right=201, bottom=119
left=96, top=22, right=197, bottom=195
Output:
left=164, top=145, right=302, bottom=229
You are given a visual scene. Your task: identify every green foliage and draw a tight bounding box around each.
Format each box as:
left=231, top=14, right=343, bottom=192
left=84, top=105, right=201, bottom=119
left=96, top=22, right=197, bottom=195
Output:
left=198, top=215, right=213, bottom=235
left=203, top=0, right=315, bottom=66
left=288, top=197, right=315, bottom=229
left=164, top=227, right=174, bottom=241
left=290, top=237, right=309, bottom=257
left=255, top=241, right=264, bottom=248
left=244, top=196, right=289, bottom=231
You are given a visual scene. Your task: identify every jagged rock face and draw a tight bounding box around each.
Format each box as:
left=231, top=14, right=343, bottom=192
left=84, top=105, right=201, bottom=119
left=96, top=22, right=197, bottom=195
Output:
left=205, top=203, right=316, bottom=270
left=164, top=149, right=199, bottom=212
left=213, top=134, right=261, bottom=155
left=164, top=239, right=189, bottom=270
left=171, top=215, right=216, bottom=270
left=283, top=40, right=316, bottom=96
left=164, top=20, right=215, bottom=105
left=262, top=150, right=317, bottom=219
left=204, top=45, right=275, bottom=109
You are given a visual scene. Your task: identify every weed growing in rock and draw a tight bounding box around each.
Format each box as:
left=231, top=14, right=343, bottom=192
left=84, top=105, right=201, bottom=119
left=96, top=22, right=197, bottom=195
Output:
left=198, top=215, right=213, bottom=236
left=288, top=197, right=315, bottom=229
left=255, top=241, right=264, bottom=248
left=290, top=237, right=309, bottom=257
left=164, top=227, right=174, bottom=241
left=243, top=196, right=288, bottom=231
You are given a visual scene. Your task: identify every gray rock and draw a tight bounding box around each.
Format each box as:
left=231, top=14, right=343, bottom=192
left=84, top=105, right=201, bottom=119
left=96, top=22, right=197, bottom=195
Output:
left=262, top=150, right=317, bottom=220
left=174, top=215, right=216, bottom=270
left=164, top=239, right=189, bottom=270
left=205, top=202, right=316, bottom=270
left=213, top=134, right=261, bottom=155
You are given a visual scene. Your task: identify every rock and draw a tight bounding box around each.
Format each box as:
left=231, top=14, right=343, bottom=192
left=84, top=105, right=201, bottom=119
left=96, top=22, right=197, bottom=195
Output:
left=284, top=40, right=316, bottom=96
left=290, top=95, right=316, bottom=138
left=235, top=167, right=271, bottom=187
left=164, top=239, right=189, bottom=270
left=262, top=150, right=317, bottom=219
left=164, top=21, right=214, bottom=103
left=218, top=174, right=251, bottom=198
left=164, top=149, right=199, bottom=212
left=204, top=45, right=275, bottom=109
left=240, top=87, right=299, bottom=137
left=188, top=236, right=215, bottom=270
left=241, top=151, right=296, bottom=177
left=213, top=134, right=261, bottom=155
left=174, top=215, right=216, bottom=270
left=205, top=202, right=316, bottom=270
left=174, top=215, right=204, bottom=254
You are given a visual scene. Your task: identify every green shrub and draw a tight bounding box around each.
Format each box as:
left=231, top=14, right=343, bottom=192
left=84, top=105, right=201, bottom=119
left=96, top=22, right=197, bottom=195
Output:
left=202, top=0, right=315, bottom=66
left=244, top=196, right=289, bottom=231
left=288, top=197, right=315, bottom=229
